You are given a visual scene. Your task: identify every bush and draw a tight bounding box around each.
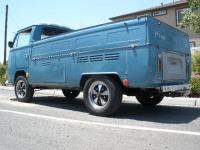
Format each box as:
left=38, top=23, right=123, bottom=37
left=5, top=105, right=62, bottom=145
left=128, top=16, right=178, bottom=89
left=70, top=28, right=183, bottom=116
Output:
left=0, top=63, right=7, bottom=86
left=190, top=78, right=200, bottom=97
left=189, top=51, right=200, bottom=97
left=192, top=51, right=200, bottom=75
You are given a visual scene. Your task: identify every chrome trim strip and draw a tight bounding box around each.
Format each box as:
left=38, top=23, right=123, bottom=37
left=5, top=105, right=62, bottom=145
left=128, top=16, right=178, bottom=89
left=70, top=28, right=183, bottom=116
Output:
left=31, top=43, right=152, bottom=62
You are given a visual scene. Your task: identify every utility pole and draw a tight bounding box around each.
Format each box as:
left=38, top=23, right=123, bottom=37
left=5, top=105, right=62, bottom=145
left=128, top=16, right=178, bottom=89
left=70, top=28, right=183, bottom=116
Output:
left=3, top=5, right=8, bottom=65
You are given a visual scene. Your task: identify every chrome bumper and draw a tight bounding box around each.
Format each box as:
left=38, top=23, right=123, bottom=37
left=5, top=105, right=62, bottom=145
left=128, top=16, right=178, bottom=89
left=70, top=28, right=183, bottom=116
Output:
left=159, top=84, right=191, bottom=92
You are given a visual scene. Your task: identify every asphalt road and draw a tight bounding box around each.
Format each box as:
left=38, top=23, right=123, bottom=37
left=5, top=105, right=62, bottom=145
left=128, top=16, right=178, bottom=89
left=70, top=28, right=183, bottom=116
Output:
left=0, top=86, right=200, bottom=150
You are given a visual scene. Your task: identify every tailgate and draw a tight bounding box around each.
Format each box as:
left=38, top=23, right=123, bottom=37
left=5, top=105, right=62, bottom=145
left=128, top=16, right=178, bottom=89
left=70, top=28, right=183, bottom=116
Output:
left=163, top=52, right=186, bottom=80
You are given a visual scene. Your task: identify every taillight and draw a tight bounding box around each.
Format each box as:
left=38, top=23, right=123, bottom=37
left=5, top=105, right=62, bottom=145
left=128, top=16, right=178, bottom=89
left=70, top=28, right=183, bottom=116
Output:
left=122, top=79, right=129, bottom=87
left=157, top=54, right=162, bottom=73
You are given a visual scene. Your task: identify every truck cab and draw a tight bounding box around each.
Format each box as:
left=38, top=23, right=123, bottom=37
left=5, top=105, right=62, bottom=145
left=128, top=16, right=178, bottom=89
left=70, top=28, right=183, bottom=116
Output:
left=8, top=24, right=73, bottom=83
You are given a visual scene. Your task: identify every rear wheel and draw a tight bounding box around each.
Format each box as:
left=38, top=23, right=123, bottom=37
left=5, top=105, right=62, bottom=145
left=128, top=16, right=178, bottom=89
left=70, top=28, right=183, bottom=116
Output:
left=15, top=76, right=34, bottom=102
left=62, top=89, right=80, bottom=99
left=136, top=92, right=164, bottom=106
left=83, top=76, right=122, bottom=116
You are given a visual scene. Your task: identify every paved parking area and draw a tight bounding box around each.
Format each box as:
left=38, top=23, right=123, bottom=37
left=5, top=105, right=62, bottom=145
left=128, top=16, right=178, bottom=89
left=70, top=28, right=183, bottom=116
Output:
left=0, top=86, right=200, bottom=150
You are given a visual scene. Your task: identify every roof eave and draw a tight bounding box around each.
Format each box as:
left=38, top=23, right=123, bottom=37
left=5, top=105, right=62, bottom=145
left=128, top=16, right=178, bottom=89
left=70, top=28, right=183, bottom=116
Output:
left=110, top=1, right=188, bottom=20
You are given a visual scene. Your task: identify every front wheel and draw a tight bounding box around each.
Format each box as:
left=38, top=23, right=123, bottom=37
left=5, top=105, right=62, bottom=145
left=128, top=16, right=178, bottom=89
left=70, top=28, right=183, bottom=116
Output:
left=136, top=93, right=164, bottom=106
left=62, top=89, right=80, bottom=99
left=15, top=76, right=34, bottom=102
left=83, top=76, right=122, bottom=116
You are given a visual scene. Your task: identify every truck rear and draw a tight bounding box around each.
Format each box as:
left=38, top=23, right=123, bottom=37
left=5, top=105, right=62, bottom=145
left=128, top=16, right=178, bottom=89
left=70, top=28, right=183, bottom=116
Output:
left=125, top=17, right=191, bottom=97
left=149, top=17, right=191, bottom=94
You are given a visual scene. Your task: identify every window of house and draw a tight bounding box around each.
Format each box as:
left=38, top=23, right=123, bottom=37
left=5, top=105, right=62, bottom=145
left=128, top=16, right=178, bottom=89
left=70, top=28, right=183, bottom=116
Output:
left=153, top=10, right=167, bottom=16
left=176, top=8, right=190, bottom=25
left=138, top=12, right=152, bottom=17
left=144, top=12, right=152, bottom=16
left=40, top=27, right=68, bottom=40
left=13, top=28, right=32, bottom=48
left=189, top=41, right=196, bottom=48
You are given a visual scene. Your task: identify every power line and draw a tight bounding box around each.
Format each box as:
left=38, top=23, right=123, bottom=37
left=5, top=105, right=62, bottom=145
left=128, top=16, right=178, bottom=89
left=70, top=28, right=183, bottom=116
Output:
left=8, top=14, right=18, bottom=27
left=8, top=10, right=18, bottom=25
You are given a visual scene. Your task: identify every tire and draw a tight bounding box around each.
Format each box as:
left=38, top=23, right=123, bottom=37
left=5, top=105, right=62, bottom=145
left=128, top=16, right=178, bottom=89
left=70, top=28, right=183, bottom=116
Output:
left=62, top=89, right=80, bottom=99
left=136, top=92, right=164, bottom=106
left=83, top=76, right=122, bottom=116
left=15, top=76, right=34, bottom=102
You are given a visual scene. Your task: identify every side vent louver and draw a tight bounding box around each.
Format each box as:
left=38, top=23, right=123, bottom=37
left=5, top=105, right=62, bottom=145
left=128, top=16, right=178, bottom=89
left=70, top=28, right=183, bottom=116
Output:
left=104, top=53, right=120, bottom=61
left=76, top=56, right=89, bottom=63
left=76, top=53, right=120, bottom=64
left=90, top=55, right=103, bottom=62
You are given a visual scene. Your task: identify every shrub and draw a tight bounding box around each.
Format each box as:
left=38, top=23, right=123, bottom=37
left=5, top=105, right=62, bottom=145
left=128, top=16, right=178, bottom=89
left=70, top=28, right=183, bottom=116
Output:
left=190, top=78, right=200, bottom=97
left=189, top=51, right=200, bottom=97
left=0, top=63, right=7, bottom=86
left=192, top=51, right=200, bottom=75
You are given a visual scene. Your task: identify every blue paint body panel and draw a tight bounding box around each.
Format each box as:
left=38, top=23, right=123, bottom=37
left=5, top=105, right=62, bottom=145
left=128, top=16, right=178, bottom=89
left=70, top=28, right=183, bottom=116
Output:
left=8, top=17, right=191, bottom=90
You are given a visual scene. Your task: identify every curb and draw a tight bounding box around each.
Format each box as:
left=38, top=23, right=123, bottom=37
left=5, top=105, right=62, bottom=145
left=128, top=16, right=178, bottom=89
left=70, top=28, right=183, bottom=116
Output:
left=1, top=85, right=199, bottom=99
left=1, top=86, right=200, bottom=107
left=0, top=85, right=13, bottom=90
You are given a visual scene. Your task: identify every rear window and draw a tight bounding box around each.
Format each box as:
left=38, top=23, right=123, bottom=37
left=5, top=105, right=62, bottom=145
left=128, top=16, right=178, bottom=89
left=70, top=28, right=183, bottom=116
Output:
left=41, top=27, right=68, bottom=40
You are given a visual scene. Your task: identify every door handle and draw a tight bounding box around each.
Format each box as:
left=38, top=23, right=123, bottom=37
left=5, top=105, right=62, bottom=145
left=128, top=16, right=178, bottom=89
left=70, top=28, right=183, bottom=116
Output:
left=32, top=57, right=38, bottom=62
left=24, top=54, right=29, bottom=59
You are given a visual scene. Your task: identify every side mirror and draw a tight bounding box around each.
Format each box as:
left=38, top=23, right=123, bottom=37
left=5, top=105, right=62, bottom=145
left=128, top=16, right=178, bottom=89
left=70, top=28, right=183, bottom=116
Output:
left=8, top=41, right=13, bottom=48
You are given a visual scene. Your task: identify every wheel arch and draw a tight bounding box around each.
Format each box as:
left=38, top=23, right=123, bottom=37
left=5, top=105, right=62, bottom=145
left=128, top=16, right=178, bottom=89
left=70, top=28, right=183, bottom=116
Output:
left=80, top=72, right=123, bottom=89
left=14, top=70, right=26, bottom=82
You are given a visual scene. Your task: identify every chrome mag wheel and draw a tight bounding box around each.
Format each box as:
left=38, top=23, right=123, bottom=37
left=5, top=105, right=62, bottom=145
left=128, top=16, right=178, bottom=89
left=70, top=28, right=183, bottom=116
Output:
left=15, top=76, right=34, bottom=102
left=83, top=76, right=122, bottom=116
left=88, top=81, right=110, bottom=109
left=16, top=80, right=27, bottom=99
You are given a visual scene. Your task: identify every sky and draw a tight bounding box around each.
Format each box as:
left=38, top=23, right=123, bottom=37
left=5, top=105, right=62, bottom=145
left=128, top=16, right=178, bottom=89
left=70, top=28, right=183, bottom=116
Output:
left=0, top=0, right=173, bottom=63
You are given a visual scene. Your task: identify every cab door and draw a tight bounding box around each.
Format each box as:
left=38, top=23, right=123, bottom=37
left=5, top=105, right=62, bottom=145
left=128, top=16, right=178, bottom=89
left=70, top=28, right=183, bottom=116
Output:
left=29, top=26, right=67, bottom=84
left=14, top=28, right=33, bottom=73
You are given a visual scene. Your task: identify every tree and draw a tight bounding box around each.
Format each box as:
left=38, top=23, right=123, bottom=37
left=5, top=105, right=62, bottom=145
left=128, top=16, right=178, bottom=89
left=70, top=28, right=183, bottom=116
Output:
left=182, top=0, right=200, bottom=35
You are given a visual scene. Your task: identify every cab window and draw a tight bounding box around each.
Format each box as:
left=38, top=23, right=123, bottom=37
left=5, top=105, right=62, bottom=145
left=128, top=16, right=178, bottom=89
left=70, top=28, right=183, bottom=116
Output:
left=13, top=28, right=32, bottom=48
left=40, top=27, right=67, bottom=40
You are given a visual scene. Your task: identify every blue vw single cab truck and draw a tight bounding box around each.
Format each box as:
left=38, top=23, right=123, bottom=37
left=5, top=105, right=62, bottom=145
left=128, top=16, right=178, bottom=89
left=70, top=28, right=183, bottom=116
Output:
left=8, top=17, right=191, bottom=116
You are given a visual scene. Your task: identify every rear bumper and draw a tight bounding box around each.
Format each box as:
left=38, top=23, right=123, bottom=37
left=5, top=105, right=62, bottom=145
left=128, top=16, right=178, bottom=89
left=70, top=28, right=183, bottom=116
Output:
left=158, top=84, right=191, bottom=93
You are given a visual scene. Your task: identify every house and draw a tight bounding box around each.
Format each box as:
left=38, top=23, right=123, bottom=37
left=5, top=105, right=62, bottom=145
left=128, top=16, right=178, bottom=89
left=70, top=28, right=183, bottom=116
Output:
left=110, top=0, right=200, bottom=52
